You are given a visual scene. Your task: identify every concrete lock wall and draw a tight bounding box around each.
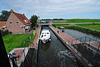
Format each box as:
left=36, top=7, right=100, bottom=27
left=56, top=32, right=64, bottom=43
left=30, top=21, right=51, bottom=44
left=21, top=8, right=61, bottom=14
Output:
left=20, top=48, right=35, bottom=67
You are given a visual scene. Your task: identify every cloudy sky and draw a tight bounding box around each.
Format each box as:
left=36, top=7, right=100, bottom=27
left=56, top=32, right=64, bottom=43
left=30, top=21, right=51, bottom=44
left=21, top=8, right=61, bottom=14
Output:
left=0, top=0, right=100, bottom=19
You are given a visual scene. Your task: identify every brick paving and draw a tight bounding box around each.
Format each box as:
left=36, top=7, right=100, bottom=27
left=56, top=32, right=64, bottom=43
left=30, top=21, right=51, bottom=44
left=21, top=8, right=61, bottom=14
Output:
left=51, top=27, right=100, bottom=49
left=90, top=42, right=100, bottom=48
left=9, top=49, right=23, bottom=62
left=50, top=27, right=80, bottom=44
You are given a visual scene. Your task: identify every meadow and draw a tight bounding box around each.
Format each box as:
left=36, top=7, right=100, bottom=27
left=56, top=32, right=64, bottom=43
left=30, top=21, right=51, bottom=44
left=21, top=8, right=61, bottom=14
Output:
left=3, top=33, right=36, bottom=53
left=53, top=19, right=100, bottom=23
left=76, top=24, right=100, bottom=31
left=67, top=19, right=100, bottom=23
left=53, top=22, right=66, bottom=23
left=52, top=24, right=69, bottom=28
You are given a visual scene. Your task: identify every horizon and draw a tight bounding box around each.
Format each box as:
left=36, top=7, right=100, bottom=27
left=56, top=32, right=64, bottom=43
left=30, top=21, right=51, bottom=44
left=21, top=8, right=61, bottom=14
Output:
left=0, top=0, right=100, bottom=19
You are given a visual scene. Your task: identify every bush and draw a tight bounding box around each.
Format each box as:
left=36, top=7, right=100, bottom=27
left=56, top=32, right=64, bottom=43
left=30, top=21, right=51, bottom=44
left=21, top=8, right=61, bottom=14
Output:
left=0, top=30, right=9, bottom=36
left=32, top=26, right=36, bottom=30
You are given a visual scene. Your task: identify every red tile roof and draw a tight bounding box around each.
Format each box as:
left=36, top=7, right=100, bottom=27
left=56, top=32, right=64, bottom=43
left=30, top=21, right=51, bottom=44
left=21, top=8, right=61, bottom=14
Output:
left=13, top=12, right=32, bottom=25
left=0, top=21, right=6, bottom=27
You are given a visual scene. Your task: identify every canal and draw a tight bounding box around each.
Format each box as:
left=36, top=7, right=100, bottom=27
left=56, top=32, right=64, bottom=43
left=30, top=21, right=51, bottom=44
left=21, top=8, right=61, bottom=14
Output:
left=64, top=29, right=100, bottom=42
left=64, top=29, right=100, bottom=66
left=37, top=29, right=78, bottom=67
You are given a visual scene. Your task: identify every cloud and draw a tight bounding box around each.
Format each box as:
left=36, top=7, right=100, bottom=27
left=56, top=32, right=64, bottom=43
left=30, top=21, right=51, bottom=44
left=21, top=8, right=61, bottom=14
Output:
left=0, top=0, right=100, bottom=19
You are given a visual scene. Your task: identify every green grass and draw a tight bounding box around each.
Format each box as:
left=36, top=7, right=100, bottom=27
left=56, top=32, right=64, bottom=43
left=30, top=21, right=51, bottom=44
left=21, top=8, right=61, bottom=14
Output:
left=3, top=34, right=36, bottom=54
left=76, top=24, right=100, bottom=31
left=52, top=24, right=69, bottom=26
left=53, top=22, right=66, bottom=23
left=52, top=24, right=69, bottom=28
left=67, top=19, right=100, bottom=23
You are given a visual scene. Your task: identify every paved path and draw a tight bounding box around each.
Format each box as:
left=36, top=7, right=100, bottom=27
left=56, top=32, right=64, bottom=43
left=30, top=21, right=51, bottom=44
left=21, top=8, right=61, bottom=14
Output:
left=50, top=27, right=100, bottom=49
left=90, top=42, right=100, bottom=50
left=50, top=27, right=80, bottom=44
left=9, top=49, right=23, bottom=62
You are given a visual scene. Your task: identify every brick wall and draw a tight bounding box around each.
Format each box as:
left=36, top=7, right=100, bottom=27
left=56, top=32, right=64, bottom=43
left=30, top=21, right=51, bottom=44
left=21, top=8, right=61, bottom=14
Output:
left=6, top=13, right=25, bottom=34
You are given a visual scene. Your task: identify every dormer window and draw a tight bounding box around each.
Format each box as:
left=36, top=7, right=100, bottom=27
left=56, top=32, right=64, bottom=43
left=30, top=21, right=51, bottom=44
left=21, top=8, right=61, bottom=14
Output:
left=16, top=21, right=19, bottom=23
left=24, top=20, right=29, bottom=23
left=9, top=21, right=12, bottom=24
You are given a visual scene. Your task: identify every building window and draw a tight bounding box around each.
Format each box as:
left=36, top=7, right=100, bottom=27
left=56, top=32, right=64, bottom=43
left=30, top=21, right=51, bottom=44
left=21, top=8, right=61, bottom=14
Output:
left=9, top=21, right=12, bottom=24
left=24, top=20, right=29, bottom=23
left=16, top=21, right=19, bottom=23
left=25, top=26, right=29, bottom=30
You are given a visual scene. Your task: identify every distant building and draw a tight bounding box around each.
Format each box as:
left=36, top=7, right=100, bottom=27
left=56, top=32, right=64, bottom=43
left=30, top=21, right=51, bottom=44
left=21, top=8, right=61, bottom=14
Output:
left=37, top=20, right=40, bottom=23
left=5, top=10, right=32, bottom=34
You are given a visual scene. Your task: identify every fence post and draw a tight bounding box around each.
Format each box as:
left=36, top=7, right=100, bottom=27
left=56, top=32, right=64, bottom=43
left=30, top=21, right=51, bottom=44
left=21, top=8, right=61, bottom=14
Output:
left=89, top=38, right=91, bottom=45
left=84, top=36, right=87, bottom=43
left=98, top=42, right=100, bottom=51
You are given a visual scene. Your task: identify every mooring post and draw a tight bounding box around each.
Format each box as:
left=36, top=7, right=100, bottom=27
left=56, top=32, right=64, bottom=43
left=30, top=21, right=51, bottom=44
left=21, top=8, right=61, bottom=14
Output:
left=89, top=38, right=91, bottom=45
left=0, top=32, right=11, bottom=67
left=84, top=36, right=87, bottom=43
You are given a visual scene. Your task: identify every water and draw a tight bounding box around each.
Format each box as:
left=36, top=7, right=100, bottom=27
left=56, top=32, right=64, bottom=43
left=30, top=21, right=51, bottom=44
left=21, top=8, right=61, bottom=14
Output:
left=63, top=29, right=100, bottom=66
left=64, top=29, right=100, bottom=42
left=37, top=30, right=77, bottom=67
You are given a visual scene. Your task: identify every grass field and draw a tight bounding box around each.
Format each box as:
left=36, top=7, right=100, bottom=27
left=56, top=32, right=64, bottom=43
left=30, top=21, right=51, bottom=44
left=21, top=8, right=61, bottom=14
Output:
left=67, top=19, right=100, bottom=23
left=52, top=24, right=69, bottom=27
left=53, top=22, right=66, bottom=23
left=3, top=33, right=36, bottom=53
left=53, top=19, right=100, bottom=23
left=76, top=24, right=100, bottom=31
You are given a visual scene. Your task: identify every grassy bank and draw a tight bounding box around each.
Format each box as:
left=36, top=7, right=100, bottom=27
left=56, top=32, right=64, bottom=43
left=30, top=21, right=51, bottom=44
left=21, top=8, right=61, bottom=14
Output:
left=67, top=19, right=100, bottom=23
left=52, top=24, right=69, bottom=28
left=76, top=24, right=100, bottom=31
left=3, top=33, right=36, bottom=53
left=53, top=22, right=66, bottom=23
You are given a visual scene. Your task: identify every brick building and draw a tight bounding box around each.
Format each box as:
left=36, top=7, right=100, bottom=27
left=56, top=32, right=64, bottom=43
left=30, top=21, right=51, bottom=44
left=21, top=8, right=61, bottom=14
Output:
left=0, top=21, right=6, bottom=31
left=5, top=10, right=32, bottom=34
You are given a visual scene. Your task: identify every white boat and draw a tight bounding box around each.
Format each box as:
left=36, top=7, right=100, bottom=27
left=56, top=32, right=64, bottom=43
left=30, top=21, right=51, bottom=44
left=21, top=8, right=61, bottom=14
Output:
left=39, top=29, right=51, bottom=44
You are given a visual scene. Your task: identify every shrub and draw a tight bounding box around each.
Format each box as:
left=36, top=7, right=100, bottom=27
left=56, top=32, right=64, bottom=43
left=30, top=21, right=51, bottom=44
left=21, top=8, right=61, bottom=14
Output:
left=33, top=26, right=36, bottom=30
left=0, top=30, right=9, bottom=36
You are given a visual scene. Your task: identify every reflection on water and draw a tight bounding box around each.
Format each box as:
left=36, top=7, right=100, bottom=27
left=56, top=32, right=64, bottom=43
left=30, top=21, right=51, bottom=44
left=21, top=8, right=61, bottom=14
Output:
left=58, top=50, right=77, bottom=67
left=64, top=29, right=100, bottom=42
left=38, top=30, right=77, bottom=67
left=41, top=41, right=51, bottom=51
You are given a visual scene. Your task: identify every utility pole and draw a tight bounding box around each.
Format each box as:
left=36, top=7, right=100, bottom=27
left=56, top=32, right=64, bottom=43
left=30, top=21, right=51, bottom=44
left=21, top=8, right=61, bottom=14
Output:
left=0, top=32, right=11, bottom=67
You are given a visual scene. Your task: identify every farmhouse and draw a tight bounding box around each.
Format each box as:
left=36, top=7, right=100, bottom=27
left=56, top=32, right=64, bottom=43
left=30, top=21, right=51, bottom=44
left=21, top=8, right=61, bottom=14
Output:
left=5, top=10, right=32, bottom=34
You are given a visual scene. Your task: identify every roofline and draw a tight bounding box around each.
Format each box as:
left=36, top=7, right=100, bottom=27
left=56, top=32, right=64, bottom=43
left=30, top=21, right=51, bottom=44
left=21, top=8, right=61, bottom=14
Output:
left=14, top=12, right=32, bottom=25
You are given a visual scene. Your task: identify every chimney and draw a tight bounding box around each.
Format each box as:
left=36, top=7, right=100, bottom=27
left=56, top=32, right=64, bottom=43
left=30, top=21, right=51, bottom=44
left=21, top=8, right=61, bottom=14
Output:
left=11, top=9, right=14, bottom=13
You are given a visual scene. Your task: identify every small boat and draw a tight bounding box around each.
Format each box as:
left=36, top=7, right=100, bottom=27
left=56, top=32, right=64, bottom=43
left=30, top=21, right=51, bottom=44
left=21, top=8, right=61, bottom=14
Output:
left=39, top=29, right=51, bottom=44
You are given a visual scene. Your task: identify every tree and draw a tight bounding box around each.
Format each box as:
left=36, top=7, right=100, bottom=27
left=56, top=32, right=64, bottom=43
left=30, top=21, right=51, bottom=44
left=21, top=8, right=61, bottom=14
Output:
left=0, top=10, right=11, bottom=21
left=30, top=15, right=38, bottom=27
